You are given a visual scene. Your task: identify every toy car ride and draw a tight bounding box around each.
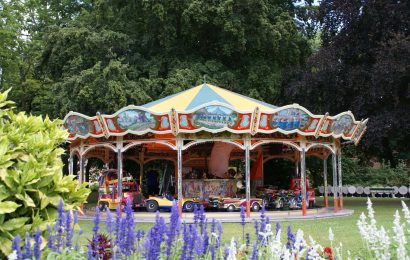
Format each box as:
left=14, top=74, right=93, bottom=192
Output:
left=145, top=194, right=200, bottom=212
left=97, top=169, right=144, bottom=211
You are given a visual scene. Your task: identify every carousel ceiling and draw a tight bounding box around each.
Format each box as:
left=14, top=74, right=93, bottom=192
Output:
left=63, top=83, right=368, bottom=144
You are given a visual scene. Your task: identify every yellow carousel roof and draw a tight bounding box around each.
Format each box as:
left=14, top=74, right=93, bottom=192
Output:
left=142, top=83, right=277, bottom=113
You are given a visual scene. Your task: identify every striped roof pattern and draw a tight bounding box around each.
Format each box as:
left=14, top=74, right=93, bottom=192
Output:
left=142, top=83, right=277, bottom=113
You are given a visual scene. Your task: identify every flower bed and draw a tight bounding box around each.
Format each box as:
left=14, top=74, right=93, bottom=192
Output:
left=8, top=199, right=410, bottom=259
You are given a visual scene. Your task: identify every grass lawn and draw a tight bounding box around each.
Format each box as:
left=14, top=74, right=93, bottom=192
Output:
left=79, top=197, right=409, bottom=257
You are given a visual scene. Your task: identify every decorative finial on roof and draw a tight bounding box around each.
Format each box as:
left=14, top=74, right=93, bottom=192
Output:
left=203, top=74, right=207, bottom=84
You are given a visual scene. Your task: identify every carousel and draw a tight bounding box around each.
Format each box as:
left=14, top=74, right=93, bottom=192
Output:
left=63, top=83, right=368, bottom=217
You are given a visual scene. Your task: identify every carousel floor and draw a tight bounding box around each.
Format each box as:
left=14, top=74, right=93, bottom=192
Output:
left=80, top=207, right=354, bottom=223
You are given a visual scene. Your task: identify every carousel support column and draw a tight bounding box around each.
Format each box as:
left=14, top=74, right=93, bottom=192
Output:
left=79, top=143, right=85, bottom=215
left=69, top=152, right=74, bottom=176
left=139, top=149, right=144, bottom=193
left=78, top=143, right=85, bottom=185
left=332, top=151, right=339, bottom=212
left=338, top=148, right=343, bottom=210
left=323, top=157, right=329, bottom=208
left=300, top=143, right=307, bottom=216
left=177, top=138, right=183, bottom=216
left=295, top=158, right=300, bottom=177
left=116, top=138, right=124, bottom=206
left=245, top=138, right=251, bottom=218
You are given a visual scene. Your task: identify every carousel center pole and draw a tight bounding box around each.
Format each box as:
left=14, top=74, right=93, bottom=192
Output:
left=323, top=157, right=329, bottom=208
left=332, top=151, right=339, bottom=212
left=300, top=144, right=307, bottom=216
left=177, top=138, right=183, bottom=216
left=245, top=138, right=251, bottom=218
left=338, top=147, right=343, bottom=210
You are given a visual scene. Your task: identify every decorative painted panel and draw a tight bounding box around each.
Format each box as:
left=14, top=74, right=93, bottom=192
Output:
left=64, top=115, right=103, bottom=138
left=192, top=106, right=239, bottom=129
left=330, top=114, right=354, bottom=136
left=103, top=109, right=171, bottom=134
left=271, top=108, right=310, bottom=130
left=258, top=108, right=321, bottom=133
left=178, top=105, right=252, bottom=131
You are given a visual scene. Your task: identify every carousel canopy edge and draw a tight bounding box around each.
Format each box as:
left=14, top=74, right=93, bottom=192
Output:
left=62, top=84, right=368, bottom=143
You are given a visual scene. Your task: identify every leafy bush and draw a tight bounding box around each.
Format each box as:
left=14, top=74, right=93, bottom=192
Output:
left=0, top=89, right=90, bottom=256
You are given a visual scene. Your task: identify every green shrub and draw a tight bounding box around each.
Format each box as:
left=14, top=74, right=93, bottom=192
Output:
left=0, top=89, right=90, bottom=256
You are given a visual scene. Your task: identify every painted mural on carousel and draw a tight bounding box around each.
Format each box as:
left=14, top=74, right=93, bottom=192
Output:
left=183, top=179, right=237, bottom=199
left=330, top=114, right=356, bottom=136
left=258, top=108, right=321, bottom=133
left=64, top=114, right=103, bottom=138
left=178, top=105, right=252, bottom=131
left=102, top=108, right=171, bottom=134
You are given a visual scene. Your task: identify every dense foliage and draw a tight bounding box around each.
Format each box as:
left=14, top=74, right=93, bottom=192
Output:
left=0, top=0, right=408, bottom=172
left=1, top=0, right=311, bottom=118
left=286, top=0, right=410, bottom=164
left=0, top=90, right=90, bottom=257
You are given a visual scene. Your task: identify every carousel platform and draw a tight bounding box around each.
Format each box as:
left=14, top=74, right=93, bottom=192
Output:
left=79, top=207, right=354, bottom=223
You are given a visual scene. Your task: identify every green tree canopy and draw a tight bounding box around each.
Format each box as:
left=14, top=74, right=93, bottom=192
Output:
left=285, top=0, right=410, bottom=163
left=33, top=0, right=311, bottom=117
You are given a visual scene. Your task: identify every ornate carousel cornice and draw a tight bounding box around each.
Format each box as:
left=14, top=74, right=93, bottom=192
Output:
left=62, top=83, right=368, bottom=144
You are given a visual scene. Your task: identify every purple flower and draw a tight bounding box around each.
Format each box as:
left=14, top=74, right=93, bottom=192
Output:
left=106, top=207, right=113, bottom=234
left=224, top=246, right=229, bottom=259
left=202, top=229, right=209, bottom=255
left=33, top=227, right=42, bottom=259
left=198, top=204, right=206, bottom=235
left=253, top=219, right=259, bottom=238
left=66, top=210, right=73, bottom=248
left=180, top=222, right=188, bottom=260
left=246, top=233, right=250, bottom=246
left=276, top=222, right=281, bottom=235
left=75, top=228, right=84, bottom=251
left=240, top=205, right=246, bottom=227
left=165, top=201, right=180, bottom=258
left=11, top=234, right=22, bottom=259
left=216, top=221, right=223, bottom=248
left=22, top=232, right=31, bottom=259
left=259, top=205, right=266, bottom=241
left=210, top=245, right=216, bottom=260
left=55, top=199, right=65, bottom=251
left=73, top=211, right=78, bottom=225
left=92, top=206, right=100, bottom=236
left=286, top=225, right=295, bottom=250
left=211, top=218, right=216, bottom=234
left=144, top=211, right=167, bottom=260
left=251, top=242, right=258, bottom=260
left=114, top=205, right=122, bottom=251
left=87, top=244, right=93, bottom=260
left=46, top=224, right=54, bottom=250
left=124, top=198, right=136, bottom=256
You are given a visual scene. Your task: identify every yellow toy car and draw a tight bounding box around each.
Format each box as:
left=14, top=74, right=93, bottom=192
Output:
left=145, top=194, right=199, bottom=212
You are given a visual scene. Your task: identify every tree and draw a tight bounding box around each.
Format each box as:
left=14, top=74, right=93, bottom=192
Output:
left=0, top=89, right=90, bottom=256
left=285, top=0, right=410, bottom=163
left=34, top=0, right=312, bottom=118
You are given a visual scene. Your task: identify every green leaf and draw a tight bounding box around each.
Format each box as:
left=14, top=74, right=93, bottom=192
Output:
left=0, top=217, right=29, bottom=231
left=0, top=236, right=13, bottom=256
left=0, top=201, right=20, bottom=214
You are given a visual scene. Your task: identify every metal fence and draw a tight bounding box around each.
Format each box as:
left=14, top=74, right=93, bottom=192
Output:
left=318, top=185, right=410, bottom=198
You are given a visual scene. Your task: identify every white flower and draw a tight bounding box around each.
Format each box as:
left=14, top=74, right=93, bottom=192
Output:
left=227, top=237, right=237, bottom=260
left=328, top=227, right=334, bottom=242
left=392, top=210, right=408, bottom=260
left=7, top=250, right=17, bottom=260
left=258, top=224, right=273, bottom=245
